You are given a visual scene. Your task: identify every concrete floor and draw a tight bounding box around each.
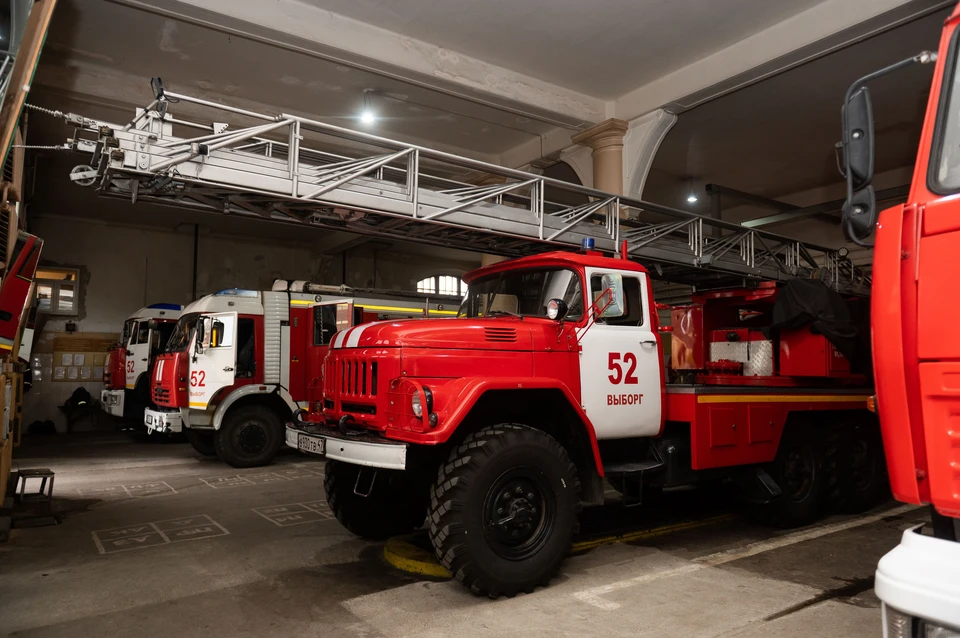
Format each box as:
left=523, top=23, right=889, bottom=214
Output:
left=0, top=432, right=924, bottom=637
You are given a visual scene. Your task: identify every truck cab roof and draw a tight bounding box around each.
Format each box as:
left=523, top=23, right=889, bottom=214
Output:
left=463, top=250, right=648, bottom=283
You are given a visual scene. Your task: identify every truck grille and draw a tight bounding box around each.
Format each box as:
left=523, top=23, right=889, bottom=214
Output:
left=153, top=385, right=170, bottom=404
left=339, top=357, right=378, bottom=398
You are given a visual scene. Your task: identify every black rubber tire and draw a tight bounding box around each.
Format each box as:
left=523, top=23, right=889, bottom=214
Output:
left=214, top=405, right=283, bottom=468
left=761, top=425, right=826, bottom=528
left=829, top=422, right=888, bottom=513
left=324, top=459, right=427, bottom=540
left=429, top=424, right=581, bottom=598
left=185, top=428, right=217, bottom=457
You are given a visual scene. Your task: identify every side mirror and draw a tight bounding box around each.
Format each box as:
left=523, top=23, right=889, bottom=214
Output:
left=546, top=298, right=569, bottom=321
left=841, top=85, right=877, bottom=245
left=599, top=273, right=626, bottom=318
left=843, top=86, right=875, bottom=189
left=210, top=320, right=225, bottom=348
left=842, top=185, right=876, bottom=242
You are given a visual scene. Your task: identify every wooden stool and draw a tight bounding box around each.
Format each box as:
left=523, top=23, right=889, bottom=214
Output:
left=16, top=468, right=55, bottom=505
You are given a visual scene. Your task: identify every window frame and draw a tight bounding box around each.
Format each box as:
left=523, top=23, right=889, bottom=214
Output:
left=589, top=272, right=646, bottom=328
left=928, top=25, right=960, bottom=195
left=34, top=266, right=81, bottom=316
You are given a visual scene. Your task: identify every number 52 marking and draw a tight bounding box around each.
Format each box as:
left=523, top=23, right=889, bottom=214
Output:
left=608, top=352, right=639, bottom=385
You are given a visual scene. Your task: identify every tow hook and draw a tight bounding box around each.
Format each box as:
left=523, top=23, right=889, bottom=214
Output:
left=291, top=408, right=310, bottom=427
left=338, top=414, right=354, bottom=436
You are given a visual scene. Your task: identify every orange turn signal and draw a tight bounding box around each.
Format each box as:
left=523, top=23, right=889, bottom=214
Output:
left=866, top=395, right=877, bottom=413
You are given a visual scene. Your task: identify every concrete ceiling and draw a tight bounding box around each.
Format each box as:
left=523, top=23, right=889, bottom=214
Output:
left=644, top=6, right=947, bottom=221
left=299, top=0, right=826, bottom=99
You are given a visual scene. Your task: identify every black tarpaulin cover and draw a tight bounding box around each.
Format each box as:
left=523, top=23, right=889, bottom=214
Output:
left=771, top=280, right=871, bottom=374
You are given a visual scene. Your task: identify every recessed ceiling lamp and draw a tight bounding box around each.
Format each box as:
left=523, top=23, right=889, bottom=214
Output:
left=360, top=89, right=375, bottom=125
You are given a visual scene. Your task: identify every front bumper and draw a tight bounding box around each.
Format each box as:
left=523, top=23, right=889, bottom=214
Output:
left=285, top=421, right=407, bottom=470
left=144, top=407, right=183, bottom=434
left=100, top=389, right=125, bottom=417
left=876, top=524, right=960, bottom=635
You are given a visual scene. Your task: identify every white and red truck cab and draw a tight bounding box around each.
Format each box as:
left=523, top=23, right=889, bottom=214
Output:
left=101, top=303, right=183, bottom=421
left=835, top=5, right=960, bottom=635
left=287, top=248, right=880, bottom=597
left=148, top=280, right=456, bottom=467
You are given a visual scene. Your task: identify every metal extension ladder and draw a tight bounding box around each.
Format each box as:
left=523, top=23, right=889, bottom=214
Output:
left=46, top=78, right=869, bottom=294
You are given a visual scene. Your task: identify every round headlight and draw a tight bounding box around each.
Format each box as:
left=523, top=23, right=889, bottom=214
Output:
left=546, top=299, right=560, bottom=320
left=411, top=392, right=422, bottom=418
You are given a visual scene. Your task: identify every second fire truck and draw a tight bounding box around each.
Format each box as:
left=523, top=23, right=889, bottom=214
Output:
left=148, top=280, right=457, bottom=467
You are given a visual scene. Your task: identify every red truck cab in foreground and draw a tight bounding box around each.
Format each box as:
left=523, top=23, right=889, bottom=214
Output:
left=288, top=249, right=879, bottom=598
left=837, top=5, right=960, bottom=635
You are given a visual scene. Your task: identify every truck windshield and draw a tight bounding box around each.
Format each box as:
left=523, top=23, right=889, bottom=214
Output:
left=935, top=43, right=960, bottom=190
left=121, top=319, right=135, bottom=346
left=165, top=313, right=200, bottom=353
left=459, top=268, right=583, bottom=320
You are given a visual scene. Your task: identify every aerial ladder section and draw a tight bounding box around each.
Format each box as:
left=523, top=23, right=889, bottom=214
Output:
left=42, top=78, right=867, bottom=294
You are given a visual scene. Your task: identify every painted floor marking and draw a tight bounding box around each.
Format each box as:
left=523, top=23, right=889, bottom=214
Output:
left=573, top=504, right=921, bottom=611
left=572, top=514, right=736, bottom=552
left=252, top=500, right=335, bottom=527
left=200, top=467, right=324, bottom=489
left=77, top=481, right=177, bottom=499
left=92, top=514, right=229, bottom=554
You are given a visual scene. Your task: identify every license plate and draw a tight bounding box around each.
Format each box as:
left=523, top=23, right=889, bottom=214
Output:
left=145, top=415, right=153, bottom=425
left=298, top=433, right=325, bottom=455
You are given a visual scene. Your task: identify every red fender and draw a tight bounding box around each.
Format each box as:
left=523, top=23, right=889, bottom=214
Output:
left=385, top=376, right=606, bottom=477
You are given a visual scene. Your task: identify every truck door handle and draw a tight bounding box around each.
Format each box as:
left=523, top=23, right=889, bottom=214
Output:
left=640, top=339, right=657, bottom=345
left=126, top=350, right=133, bottom=356
left=223, top=367, right=234, bottom=372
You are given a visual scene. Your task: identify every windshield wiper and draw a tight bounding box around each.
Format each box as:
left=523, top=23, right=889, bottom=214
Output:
left=487, top=309, right=523, bottom=320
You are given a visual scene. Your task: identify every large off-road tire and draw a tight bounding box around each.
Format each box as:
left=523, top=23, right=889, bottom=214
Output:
left=429, top=424, right=582, bottom=598
left=760, top=425, right=825, bottom=528
left=186, top=428, right=217, bottom=457
left=324, top=459, right=427, bottom=540
left=824, top=420, right=888, bottom=514
left=214, top=405, right=283, bottom=468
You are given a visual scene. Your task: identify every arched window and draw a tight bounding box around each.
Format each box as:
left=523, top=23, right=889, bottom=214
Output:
left=417, top=275, right=466, bottom=296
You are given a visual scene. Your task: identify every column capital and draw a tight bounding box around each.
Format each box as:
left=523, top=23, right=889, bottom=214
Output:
left=572, top=118, right=630, bottom=153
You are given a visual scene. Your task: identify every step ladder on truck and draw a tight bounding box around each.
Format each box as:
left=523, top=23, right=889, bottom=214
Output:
left=101, top=303, right=183, bottom=426
left=56, top=81, right=880, bottom=597
left=147, top=280, right=457, bottom=467
left=836, top=4, right=960, bottom=635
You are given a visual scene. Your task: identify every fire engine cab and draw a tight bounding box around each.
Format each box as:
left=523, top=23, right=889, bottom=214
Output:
left=287, top=248, right=879, bottom=598
left=147, top=280, right=456, bottom=467
left=101, top=303, right=182, bottom=422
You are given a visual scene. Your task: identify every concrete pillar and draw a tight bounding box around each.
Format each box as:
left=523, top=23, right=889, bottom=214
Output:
left=481, top=254, right=507, bottom=267
left=572, top=118, right=629, bottom=195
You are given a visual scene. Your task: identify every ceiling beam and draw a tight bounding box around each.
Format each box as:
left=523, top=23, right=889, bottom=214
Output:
left=740, top=184, right=910, bottom=228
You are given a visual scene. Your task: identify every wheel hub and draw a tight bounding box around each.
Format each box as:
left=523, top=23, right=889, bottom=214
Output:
left=783, top=446, right=815, bottom=502
left=236, top=422, right=267, bottom=454
left=482, top=470, right=554, bottom=560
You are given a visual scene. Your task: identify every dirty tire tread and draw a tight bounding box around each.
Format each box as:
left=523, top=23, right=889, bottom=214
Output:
left=428, top=424, right=582, bottom=598
left=185, top=428, right=217, bottom=457
left=324, top=459, right=426, bottom=540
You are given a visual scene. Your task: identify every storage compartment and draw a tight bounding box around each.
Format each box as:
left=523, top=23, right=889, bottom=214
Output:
left=779, top=328, right=850, bottom=377
left=708, top=405, right=738, bottom=447
left=708, top=328, right=773, bottom=377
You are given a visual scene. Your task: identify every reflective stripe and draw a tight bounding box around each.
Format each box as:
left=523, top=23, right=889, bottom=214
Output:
left=346, top=323, right=371, bottom=348
left=332, top=329, right=349, bottom=349
left=696, top=394, right=871, bottom=404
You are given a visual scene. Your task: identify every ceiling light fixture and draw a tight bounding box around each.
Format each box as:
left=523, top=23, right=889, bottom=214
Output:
left=687, top=193, right=698, bottom=204
left=360, top=89, right=375, bottom=125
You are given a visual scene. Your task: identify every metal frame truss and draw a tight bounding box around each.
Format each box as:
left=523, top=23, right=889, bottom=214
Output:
left=56, top=79, right=870, bottom=295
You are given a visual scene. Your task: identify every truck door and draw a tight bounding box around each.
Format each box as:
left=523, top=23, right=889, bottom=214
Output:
left=125, top=320, right=152, bottom=390
left=578, top=268, right=662, bottom=439
left=189, top=312, right=237, bottom=409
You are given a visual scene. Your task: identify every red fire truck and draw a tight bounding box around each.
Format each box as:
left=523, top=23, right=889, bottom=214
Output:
left=101, top=303, right=182, bottom=423
left=837, top=6, right=960, bottom=635
left=0, top=232, right=42, bottom=356
left=287, top=248, right=880, bottom=597
left=148, top=280, right=456, bottom=467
